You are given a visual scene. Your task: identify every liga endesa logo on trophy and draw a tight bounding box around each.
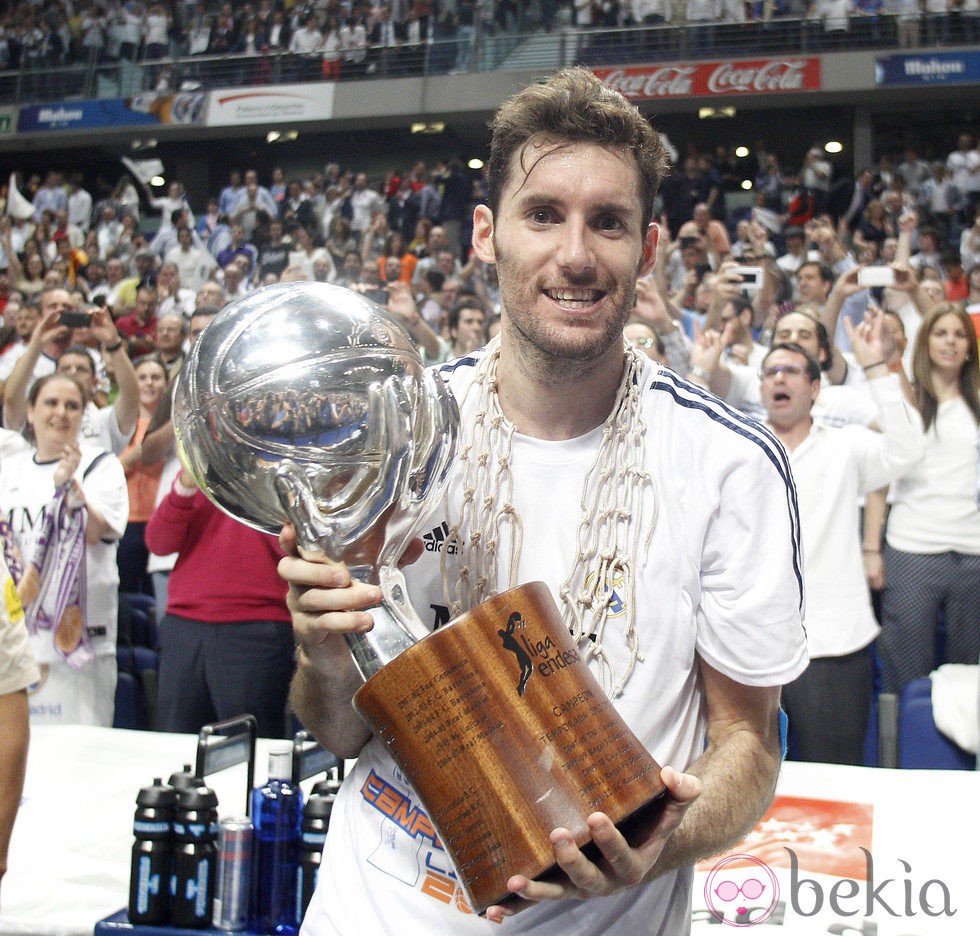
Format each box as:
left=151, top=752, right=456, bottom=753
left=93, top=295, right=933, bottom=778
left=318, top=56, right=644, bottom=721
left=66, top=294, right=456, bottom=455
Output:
left=173, top=282, right=668, bottom=916
left=497, top=609, right=584, bottom=697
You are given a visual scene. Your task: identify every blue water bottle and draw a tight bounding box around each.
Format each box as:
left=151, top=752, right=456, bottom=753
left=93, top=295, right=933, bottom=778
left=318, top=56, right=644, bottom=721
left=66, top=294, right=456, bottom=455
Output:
left=252, top=745, right=303, bottom=935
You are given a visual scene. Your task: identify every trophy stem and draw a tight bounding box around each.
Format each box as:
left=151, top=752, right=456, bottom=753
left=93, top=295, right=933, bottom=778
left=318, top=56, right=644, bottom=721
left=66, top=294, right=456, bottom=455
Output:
left=345, top=565, right=429, bottom=681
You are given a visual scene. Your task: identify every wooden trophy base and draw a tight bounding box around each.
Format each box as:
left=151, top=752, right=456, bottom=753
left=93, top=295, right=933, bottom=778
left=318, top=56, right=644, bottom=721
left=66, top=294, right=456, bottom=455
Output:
left=352, top=582, right=667, bottom=914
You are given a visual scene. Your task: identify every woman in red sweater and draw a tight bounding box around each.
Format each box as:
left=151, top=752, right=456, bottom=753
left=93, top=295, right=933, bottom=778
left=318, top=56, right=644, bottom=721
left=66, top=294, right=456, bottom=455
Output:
left=145, top=461, right=295, bottom=738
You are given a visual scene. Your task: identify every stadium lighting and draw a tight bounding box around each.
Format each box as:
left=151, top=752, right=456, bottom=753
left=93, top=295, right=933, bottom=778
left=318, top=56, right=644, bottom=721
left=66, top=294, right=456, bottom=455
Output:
left=698, top=107, right=736, bottom=119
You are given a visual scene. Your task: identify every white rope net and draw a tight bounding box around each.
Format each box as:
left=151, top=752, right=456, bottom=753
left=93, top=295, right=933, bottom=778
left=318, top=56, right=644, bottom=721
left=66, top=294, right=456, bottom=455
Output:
left=440, top=335, right=659, bottom=696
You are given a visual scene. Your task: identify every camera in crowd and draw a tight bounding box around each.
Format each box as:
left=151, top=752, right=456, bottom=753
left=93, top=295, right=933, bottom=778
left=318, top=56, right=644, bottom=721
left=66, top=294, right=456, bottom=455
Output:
left=58, top=310, right=93, bottom=329
left=732, top=266, right=764, bottom=296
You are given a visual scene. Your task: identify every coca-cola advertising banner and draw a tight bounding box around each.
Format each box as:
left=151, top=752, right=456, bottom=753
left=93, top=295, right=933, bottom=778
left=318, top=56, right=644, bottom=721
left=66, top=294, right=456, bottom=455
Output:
left=594, top=59, right=821, bottom=101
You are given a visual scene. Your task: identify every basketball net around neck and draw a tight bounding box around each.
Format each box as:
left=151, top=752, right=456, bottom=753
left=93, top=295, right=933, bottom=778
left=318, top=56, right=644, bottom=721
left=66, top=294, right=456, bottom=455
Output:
left=440, top=334, right=658, bottom=696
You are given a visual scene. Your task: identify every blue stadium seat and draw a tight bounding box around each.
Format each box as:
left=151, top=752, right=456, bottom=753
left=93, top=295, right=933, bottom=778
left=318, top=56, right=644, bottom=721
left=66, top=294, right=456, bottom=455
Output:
left=123, top=592, right=156, bottom=618
left=897, top=678, right=975, bottom=770
left=113, top=671, right=146, bottom=730
left=115, top=646, right=159, bottom=730
left=130, top=646, right=160, bottom=729
left=118, top=592, right=159, bottom=649
left=128, top=607, right=158, bottom=650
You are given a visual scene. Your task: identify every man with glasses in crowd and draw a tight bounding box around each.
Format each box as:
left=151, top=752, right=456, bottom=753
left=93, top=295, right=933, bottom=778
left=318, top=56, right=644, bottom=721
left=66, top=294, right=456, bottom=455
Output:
left=760, top=310, right=923, bottom=764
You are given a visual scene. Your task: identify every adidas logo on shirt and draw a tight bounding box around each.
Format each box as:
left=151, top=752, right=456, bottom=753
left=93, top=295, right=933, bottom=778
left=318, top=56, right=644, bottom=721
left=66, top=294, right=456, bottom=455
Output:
left=422, top=521, right=457, bottom=555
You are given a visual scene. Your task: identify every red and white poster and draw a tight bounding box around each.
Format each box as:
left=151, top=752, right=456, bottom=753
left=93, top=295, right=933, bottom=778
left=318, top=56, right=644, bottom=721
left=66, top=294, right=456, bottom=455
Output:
left=692, top=762, right=974, bottom=934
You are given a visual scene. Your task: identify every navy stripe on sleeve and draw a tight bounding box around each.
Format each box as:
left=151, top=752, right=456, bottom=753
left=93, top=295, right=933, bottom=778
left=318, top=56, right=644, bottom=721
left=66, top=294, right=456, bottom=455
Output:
left=653, top=370, right=805, bottom=611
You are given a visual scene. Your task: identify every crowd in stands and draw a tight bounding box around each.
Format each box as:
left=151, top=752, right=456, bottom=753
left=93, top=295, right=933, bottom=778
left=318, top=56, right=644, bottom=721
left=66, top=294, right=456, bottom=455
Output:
left=0, top=124, right=976, bottom=764
left=0, top=1, right=976, bottom=90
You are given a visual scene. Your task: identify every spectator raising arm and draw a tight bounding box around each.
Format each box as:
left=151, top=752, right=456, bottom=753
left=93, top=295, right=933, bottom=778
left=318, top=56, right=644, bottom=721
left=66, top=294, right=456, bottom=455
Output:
left=893, top=209, right=917, bottom=265
left=385, top=281, right=444, bottom=363
left=3, top=308, right=65, bottom=431
left=633, top=276, right=691, bottom=376
left=90, top=307, right=140, bottom=440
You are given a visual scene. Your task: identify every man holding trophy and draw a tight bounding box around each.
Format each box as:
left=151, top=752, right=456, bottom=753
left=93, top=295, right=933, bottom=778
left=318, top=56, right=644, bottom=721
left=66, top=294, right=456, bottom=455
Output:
left=273, top=69, right=808, bottom=934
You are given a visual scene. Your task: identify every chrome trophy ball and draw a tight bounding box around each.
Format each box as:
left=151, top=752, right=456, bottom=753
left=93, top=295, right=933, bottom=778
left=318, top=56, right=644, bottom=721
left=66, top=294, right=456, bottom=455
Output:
left=172, top=281, right=459, bottom=676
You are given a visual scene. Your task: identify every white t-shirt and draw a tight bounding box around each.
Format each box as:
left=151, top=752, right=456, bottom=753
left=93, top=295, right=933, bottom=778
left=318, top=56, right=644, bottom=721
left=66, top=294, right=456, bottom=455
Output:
left=947, top=148, right=980, bottom=196
left=782, top=376, right=924, bottom=658
left=0, top=444, right=128, bottom=663
left=165, top=243, right=218, bottom=293
left=886, top=397, right=980, bottom=554
left=144, top=13, right=169, bottom=46
left=776, top=252, right=806, bottom=275
left=302, top=354, right=808, bottom=936
left=83, top=400, right=132, bottom=456
left=0, top=340, right=27, bottom=380
left=0, top=347, right=55, bottom=384
left=348, top=188, right=385, bottom=234
left=819, top=0, right=853, bottom=29
left=288, top=247, right=336, bottom=283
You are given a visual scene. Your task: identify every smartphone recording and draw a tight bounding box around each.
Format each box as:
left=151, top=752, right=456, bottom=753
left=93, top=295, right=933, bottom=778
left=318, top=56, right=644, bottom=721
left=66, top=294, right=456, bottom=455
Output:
left=59, top=311, right=92, bottom=329
left=857, top=266, right=895, bottom=288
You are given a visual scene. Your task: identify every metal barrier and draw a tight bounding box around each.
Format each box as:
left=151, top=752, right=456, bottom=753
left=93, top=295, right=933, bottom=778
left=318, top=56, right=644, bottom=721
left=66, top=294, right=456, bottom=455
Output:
left=0, top=16, right=974, bottom=108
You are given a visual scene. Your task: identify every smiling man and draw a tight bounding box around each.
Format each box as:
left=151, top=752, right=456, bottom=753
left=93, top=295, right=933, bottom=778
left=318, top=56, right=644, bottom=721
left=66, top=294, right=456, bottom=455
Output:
left=281, top=69, right=807, bottom=935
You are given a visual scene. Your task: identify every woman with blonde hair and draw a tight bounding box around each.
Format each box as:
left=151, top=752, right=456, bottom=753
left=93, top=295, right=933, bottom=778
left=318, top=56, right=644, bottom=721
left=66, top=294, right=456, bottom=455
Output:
left=879, top=303, right=980, bottom=693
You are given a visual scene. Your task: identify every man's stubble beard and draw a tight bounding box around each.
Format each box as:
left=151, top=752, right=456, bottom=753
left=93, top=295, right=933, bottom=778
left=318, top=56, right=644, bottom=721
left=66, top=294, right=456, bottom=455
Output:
left=493, top=237, right=639, bottom=383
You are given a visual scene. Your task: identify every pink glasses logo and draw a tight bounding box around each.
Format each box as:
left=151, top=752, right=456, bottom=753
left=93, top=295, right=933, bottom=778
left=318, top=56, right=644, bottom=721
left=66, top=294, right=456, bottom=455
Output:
left=704, top=854, right=780, bottom=927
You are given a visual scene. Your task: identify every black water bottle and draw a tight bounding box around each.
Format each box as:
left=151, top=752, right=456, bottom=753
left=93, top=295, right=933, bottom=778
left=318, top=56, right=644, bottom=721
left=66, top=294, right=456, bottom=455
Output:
left=170, top=782, right=220, bottom=928
left=168, top=763, right=200, bottom=794
left=128, top=777, right=177, bottom=925
left=296, top=787, right=335, bottom=920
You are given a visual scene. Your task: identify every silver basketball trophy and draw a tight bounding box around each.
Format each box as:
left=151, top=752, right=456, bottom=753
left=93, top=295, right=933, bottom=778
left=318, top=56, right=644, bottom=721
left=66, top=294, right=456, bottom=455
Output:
left=171, top=281, right=459, bottom=677
left=174, top=280, right=666, bottom=915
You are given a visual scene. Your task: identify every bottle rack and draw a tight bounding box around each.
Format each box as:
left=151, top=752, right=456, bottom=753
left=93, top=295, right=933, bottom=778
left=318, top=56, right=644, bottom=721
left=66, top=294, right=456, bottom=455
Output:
left=96, top=718, right=338, bottom=935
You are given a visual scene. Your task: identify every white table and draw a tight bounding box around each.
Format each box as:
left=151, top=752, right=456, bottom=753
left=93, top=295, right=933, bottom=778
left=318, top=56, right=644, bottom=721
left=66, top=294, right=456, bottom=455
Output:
left=1, top=726, right=278, bottom=936
left=1, top=727, right=977, bottom=935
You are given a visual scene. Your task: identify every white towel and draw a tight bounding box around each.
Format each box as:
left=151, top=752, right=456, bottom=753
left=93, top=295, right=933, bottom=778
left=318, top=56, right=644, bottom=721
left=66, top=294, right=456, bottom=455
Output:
left=930, top=664, right=979, bottom=754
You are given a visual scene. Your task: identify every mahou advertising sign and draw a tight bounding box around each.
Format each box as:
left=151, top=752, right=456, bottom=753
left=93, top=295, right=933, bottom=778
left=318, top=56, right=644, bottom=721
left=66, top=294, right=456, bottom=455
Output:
left=594, top=58, right=821, bottom=101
